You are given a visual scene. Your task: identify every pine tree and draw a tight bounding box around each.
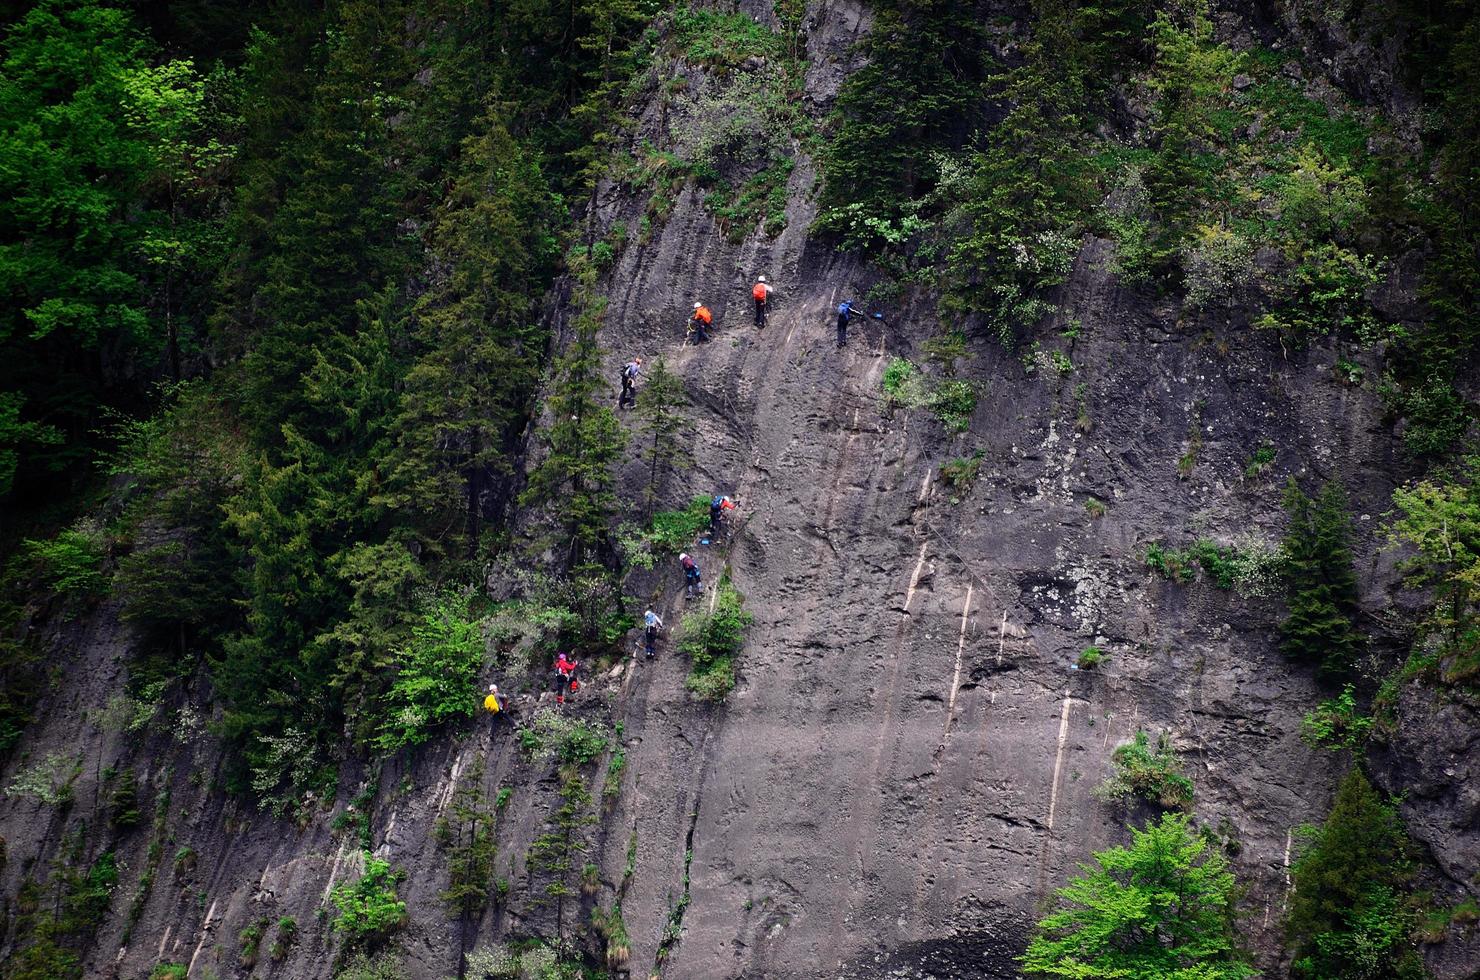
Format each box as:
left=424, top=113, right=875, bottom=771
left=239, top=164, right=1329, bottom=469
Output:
left=1022, top=812, right=1254, bottom=979
left=1286, top=769, right=1426, bottom=979
left=388, top=105, right=559, bottom=554
left=632, top=357, right=691, bottom=509
left=520, top=294, right=627, bottom=569
left=1280, top=478, right=1363, bottom=679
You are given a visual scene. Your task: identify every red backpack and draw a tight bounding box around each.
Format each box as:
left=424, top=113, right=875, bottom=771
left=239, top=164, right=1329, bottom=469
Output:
left=752, top=282, right=768, bottom=302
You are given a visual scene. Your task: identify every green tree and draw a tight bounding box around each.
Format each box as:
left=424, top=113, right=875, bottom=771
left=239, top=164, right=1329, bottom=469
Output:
left=520, top=292, right=627, bottom=569
left=373, top=592, right=484, bottom=752
left=1389, top=456, right=1480, bottom=683
left=1286, top=769, right=1426, bottom=979
left=1022, top=812, right=1254, bottom=979
left=0, top=0, right=215, bottom=497
left=388, top=106, right=559, bottom=554
left=632, top=357, right=690, bottom=509
left=1280, top=479, right=1363, bottom=678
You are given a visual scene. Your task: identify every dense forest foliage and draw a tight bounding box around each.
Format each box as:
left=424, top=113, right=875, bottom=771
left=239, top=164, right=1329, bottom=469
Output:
left=1, top=0, right=1479, bottom=976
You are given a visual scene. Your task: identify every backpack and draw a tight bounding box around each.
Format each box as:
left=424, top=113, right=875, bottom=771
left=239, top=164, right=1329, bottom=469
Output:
left=752, top=282, right=768, bottom=302
left=695, top=306, right=712, bottom=324
left=483, top=692, right=501, bottom=714
left=838, top=302, right=851, bottom=317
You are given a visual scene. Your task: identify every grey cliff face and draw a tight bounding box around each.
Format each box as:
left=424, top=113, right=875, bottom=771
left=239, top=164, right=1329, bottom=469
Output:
left=1, top=3, right=1475, bottom=979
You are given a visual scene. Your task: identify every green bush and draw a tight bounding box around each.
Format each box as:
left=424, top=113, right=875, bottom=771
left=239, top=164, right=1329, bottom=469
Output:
left=679, top=578, right=752, bottom=702
left=374, top=591, right=485, bottom=752
left=334, top=952, right=409, bottom=980
left=939, top=451, right=984, bottom=499
left=930, top=380, right=978, bottom=432
left=1094, top=730, right=1194, bottom=810
left=1244, top=442, right=1276, bottom=478
left=882, top=358, right=928, bottom=407
left=1301, top=686, right=1374, bottom=751
left=239, top=917, right=269, bottom=968
left=5, top=752, right=81, bottom=806
left=270, top=916, right=297, bottom=961
left=1076, top=646, right=1106, bottom=670
left=1255, top=244, right=1385, bottom=351
left=331, top=856, right=407, bottom=946
left=670, top=8, right=781, bottom=69
left=648, top=495, right=713, bottom=552
left=518, top=711, right=610, bottom=766
left=1144, top=543, right=1194, bottom=583
left=21, top=524, right=106, bottom=600
left=150, top=966, right=188, bottom=980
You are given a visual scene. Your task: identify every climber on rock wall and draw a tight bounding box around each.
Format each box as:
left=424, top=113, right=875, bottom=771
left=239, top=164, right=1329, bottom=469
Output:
left=710, top=494, right=735, bottom=536
left=680, top=552, right=702, bottom=598
left=643, top=608, right=663, bottom=659
left=618, top=355, right=642, bottom=409
left=689, top=301, right=712, bottom=344
left=752, top=275, right=773, bottom=329
left=553, top=652, right=578, bottom=705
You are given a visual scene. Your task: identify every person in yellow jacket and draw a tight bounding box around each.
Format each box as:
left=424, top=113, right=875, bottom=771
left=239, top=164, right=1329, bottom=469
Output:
left=483, top=683, right=502, bottom=730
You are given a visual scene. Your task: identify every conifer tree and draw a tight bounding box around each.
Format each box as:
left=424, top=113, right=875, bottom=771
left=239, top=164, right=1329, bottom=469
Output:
left=1022, top=812, right=1254, bottom=979
left=521, top=296, right=627, bottom=569
left=633, top=357, right=691, bottom=509
left=390, top=106, right=559, bottom=552
left=1286, top=769, right=1425, bottom=979
left=1280, top=478, right=1363, bottom=679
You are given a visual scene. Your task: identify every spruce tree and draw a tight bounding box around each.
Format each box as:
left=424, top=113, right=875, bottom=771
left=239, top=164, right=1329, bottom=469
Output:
left=1280, top=478, right=1363, bottom=679
left=1286, top=769, right=1426, bottom=979
left=1022, top=812, right=1254, bottom=979
left=390, top=106, right=559, bottom=552
left=520, top=295, right=627, bottom=569
left=632, top=357, right=691, bottom=509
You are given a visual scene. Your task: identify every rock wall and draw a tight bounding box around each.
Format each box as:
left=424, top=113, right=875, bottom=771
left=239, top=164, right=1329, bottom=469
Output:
left=1, top=2, right=1476, bottom=979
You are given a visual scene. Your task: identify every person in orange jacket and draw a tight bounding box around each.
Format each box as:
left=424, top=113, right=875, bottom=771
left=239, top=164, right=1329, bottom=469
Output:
left=752, top=275, right=773, bottom=329
left=690, top=301, right=712, bottom=343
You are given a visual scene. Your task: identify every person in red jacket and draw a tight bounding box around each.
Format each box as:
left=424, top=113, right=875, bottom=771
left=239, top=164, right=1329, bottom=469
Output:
left=553, top=652, right=579, bottom=705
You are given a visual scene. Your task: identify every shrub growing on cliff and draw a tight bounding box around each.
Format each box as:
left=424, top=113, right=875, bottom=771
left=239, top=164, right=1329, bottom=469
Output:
left=1286, top=769, right=1426, bottom=979
left=21, top=523, right=106, bottom=601
left=679, top=578, right=752, bottom=702
left=1300, top=686, right=1373, bottom=751
left=1022, top=812, right=1254, bottom=978
left=331, top=856, right=407, bottom=947
left=1094, top=729, right=1194, bottom=810
left=5, top=752, right=82, bottom=806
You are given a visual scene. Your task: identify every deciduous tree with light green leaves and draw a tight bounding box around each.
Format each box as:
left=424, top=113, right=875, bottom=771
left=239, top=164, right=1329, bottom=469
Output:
left=1389, top=456, right=1480, bottom=684
left=1022, top=812, right=1254, bottom=979
left=0, top=0, right=219, bottom=495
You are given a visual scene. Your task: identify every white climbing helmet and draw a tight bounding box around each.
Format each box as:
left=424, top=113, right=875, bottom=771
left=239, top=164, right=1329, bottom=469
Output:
left=758, top=275, right=766, bottom=283
left=693, top=301, right=702, bottom=309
